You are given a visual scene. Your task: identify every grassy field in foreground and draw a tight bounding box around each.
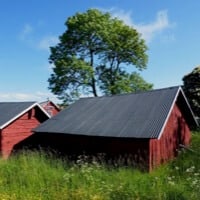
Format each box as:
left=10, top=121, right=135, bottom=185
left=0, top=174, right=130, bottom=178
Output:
left=0, top=131, right=199, bottom=200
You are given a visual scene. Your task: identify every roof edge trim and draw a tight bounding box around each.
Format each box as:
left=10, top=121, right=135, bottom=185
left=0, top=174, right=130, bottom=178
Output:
left=157, top=87, right=180, bottom=140
left=179, top=87, right=199, bottom=127
left=36, top=103, right=52, bottom=118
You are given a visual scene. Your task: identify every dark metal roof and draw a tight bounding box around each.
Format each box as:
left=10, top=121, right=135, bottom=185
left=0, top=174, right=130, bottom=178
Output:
left=34, top=86, right=197, bottom=139
left=0, top=102, right=38, bottom=128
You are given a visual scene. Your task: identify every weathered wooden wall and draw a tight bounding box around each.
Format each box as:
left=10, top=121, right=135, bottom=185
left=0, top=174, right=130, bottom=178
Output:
left=149, top=103, right=191, bottom=170
left=1, top=108, right=46, bottom=157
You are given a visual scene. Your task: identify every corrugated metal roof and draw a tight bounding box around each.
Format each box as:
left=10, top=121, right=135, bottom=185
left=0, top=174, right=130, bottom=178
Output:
left=34, top=86, right=192, bottom=139
left=0, top=102, right=39, bottom=128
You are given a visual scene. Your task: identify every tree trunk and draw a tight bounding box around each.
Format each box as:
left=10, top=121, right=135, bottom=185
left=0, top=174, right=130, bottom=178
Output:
left=90, top=50, right=98, bottom=97
left=92, top=77, right=97, bottom=96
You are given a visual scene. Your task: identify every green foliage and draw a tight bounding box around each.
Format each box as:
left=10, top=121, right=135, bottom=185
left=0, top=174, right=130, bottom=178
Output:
left=98, top=69, right=153, bottom=94
left=49, top=9, right=150, bottom=104
left=0, top=132, right=199, bottom=199
left=49, top=57, right=93, bottom=103
left=182, top=66, right=200, bottom=118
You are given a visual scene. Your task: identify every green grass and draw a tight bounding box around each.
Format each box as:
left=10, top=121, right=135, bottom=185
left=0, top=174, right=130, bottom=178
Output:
left=0, top=131, right=199, bottom=200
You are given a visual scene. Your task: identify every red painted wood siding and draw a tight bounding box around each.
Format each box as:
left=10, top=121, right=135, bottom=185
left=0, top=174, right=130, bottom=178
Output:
left=149, top=103, right=191, bottom=171
left=41, top=102, right=60, bottom=117
left=1, top=108, right=42, bottom=157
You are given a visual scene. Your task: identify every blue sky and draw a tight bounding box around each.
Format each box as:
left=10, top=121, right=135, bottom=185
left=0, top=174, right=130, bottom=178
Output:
left=1, top=0, right=200, bottom=102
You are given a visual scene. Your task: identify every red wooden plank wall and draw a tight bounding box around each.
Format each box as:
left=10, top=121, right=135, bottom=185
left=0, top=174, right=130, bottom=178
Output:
left=149, top=103, right=191, bottom=171
left=1, top=108, right=41, bottom=157
left=42, top=102, right=60, bottom=117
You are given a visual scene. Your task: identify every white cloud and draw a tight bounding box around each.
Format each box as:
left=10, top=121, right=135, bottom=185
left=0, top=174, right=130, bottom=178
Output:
left=0, top=92, right=60, bottom=103
left=38, top=36, right=59, bottom=51
left=107, top=8, right=174, bottom=43
left=19, top=24, right=33, bottom=40
left=19, top=23, right=59, bottom=51
left=110, top=8, right=133, bottom=27
left=135, top=10, right=173, bottom=42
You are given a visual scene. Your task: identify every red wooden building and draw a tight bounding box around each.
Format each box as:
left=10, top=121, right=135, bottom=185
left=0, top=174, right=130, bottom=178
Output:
left=0, top=102, right=50, bottom=157
left=34, top=87, right=198, bottom=171
left=40, top=100, right=60, bottom=117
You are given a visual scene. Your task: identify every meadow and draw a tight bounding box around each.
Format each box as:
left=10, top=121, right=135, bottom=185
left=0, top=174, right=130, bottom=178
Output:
left=0, top=131, right=199, bottom=200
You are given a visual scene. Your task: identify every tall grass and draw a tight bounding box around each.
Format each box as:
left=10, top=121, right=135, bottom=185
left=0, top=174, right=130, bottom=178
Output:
left=0, top=132, right=199, bottom=200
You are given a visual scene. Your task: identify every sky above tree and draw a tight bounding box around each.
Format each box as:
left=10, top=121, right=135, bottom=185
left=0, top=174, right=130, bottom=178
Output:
left=1, top=0, right=200, bottom=102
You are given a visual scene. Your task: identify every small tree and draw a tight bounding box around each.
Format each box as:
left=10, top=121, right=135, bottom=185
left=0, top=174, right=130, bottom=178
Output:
left=48, top=9, right=152, bottom=104
left=182, top=66, right=200, bottom=118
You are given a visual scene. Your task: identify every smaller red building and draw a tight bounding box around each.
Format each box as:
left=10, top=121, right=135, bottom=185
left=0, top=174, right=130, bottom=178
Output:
left=40, top=100, right=60, bottom=117
left=0, top=102, right=50, bottom=157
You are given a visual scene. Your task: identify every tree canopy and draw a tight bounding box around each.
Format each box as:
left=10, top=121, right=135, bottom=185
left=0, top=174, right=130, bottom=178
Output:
left=48, top=9, right=152, bottom=104
left=182, top=66, right=200, bottom=118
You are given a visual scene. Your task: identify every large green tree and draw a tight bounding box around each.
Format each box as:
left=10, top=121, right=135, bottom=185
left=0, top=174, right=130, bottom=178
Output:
left=48, top=9, right=152, bottom=103
left=182, top=66, right=200, bottom=118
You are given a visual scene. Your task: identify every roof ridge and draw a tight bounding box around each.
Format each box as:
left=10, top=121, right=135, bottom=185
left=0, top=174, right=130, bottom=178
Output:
left=80, top=86, right=181, bottom=99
